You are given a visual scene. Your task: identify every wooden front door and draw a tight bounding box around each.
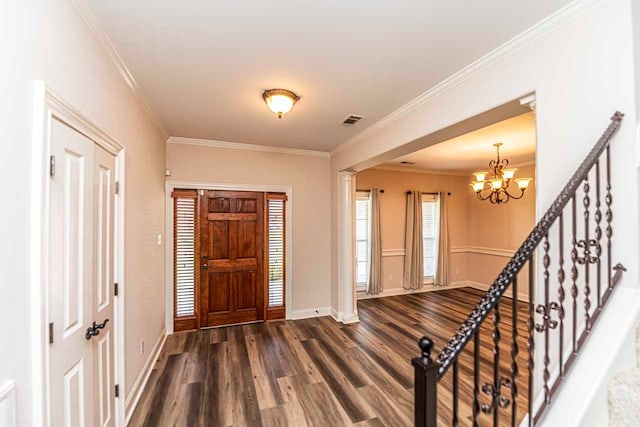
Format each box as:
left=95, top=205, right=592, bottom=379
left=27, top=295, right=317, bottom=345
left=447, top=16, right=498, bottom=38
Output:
left=200, top=190, right=264, bottom=327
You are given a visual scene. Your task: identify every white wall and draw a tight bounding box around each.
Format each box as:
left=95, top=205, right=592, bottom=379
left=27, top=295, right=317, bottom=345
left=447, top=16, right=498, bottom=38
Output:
left=0, top=0, right=167, bottom=424
left=330, top=0, right=639, bottom=318
left=166, top=141, right=332, bottom=314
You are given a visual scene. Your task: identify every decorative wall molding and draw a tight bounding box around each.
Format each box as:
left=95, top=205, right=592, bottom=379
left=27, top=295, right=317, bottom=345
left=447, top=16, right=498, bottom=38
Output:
left=330, top=0, right=601, bottom=156
left=71, top=0, right=169, bottom=140
left=382, top=248, right=406, bottom=257
left=291, top=307, right=332, bottom=320
left=167, top=136, right=331, bottom=158
left=383, top=246, right=515, bottom=258
left=125, top=329, right=167, bottom=424
left=369, top=165, right=469, bottom=177
left=451, top=246, right=516, bottom=258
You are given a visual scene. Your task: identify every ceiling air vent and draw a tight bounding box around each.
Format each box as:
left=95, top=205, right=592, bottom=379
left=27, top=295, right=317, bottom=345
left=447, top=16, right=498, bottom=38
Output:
left=400, top=161, right=416, bottom=165
left=341, top=114, right=365, bottom=126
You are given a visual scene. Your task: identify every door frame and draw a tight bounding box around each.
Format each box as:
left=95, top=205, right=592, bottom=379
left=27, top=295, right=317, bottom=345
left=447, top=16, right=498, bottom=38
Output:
left=165, top=181, right=293, bottom=333
left=30, top=82, right=126, bottom=426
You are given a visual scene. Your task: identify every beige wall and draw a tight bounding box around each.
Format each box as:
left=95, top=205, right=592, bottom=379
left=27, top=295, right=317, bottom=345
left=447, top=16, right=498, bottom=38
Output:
left=466, top=165, right=536, bottom=299
left=166, top=142, right=332, bottom=313
left=0, top=0, right=167, bottom=423
left=356, top=165, right=536, bottom=298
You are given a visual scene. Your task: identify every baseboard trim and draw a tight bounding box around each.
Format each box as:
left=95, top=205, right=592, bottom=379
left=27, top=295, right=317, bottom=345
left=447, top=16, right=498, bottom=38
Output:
left=291, top=307, right=332, bottom=320
left=357, top=281, right=472, bottom=300
left=125, top=328, right=167, bottom=424
left=465, top=280, right=529, bottom=302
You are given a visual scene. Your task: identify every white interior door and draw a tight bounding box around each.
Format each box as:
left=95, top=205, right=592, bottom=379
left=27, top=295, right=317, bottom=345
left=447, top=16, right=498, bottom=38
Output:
left=48, top=118, right=116, bottom=427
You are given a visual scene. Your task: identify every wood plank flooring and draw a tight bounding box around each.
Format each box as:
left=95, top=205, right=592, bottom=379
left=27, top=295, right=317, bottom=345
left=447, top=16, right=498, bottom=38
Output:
left=129, top=287, right=529, bottom=427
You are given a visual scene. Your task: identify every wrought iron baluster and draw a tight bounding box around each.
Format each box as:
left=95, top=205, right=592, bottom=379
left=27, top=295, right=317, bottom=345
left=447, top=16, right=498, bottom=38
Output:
left=606, top=146, right=613, bottom=292
left=473, top=331, right=481, bottom=427
left=582, top=175, right=592, bottom=330
left=527, top=260, right=535, bottom=427
left=544, top=235, right=551, bottom=403
left=595, top=160, right=602, bottom=309
left=453, top=360, right=459, bottom=427
left=494, top=304, right=501, bottom=426
left=571, top=196, right=579, bottom=354
left=511, top=277, right=519, bottom=427
left=558, top=213, right=566, bottom=378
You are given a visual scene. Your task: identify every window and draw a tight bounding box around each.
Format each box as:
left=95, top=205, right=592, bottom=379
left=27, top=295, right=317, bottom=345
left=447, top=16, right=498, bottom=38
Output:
left=267, top=193, right=287, bottom=319
left=422, top=194, right=440, bottom=280
left=355, top=191, right=371, bottom=291
left=172, top=189, right=198, bottom=331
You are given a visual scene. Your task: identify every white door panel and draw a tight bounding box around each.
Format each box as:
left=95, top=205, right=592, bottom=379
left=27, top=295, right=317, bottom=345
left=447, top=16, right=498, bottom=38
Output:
left=49, top=119, right=117, bottom=427
left=93, top=145, right=115, bottom=427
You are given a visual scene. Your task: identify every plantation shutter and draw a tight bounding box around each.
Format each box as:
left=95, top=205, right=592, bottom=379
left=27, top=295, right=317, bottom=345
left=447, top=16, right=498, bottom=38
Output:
left=172, top=190, right=198, bottom=330
left=267, top=194, right=287, bottom=312
left=422, top=194, right=439, bottom=278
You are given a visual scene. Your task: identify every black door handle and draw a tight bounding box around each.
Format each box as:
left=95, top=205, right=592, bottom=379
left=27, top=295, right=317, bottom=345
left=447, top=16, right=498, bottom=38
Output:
left=85, top=318, right=109, bottom=340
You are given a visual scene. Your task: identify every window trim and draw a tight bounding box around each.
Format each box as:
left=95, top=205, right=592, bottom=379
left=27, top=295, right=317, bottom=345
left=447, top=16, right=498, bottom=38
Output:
left=355, top=191, right=372, bottom=292
left=421, top=193, right=440, bottom=284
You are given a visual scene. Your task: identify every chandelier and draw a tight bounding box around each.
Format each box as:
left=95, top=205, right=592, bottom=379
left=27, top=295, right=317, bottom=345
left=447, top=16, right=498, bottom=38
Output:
left=470, top=143, right=533, bottom=204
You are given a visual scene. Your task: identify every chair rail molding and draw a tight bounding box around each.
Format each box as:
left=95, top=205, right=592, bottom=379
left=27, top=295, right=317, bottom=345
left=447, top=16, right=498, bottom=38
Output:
left=382, top=246, right=515, bottom=258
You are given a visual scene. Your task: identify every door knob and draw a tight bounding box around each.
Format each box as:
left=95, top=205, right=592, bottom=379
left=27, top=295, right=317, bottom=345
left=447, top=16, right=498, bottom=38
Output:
left=85, top=319, right=109, bottom=340
left=202, top=255, right=208, bottom=269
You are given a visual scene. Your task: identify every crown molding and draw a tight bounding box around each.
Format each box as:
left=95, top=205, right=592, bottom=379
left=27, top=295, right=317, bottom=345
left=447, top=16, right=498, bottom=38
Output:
left=330, top=0, right=601, bottom=156
left=167, top=136, right=331, bottom=158
left=369, top=165, right=469, bottom=177
left=71, top=0, right=169, bottom=140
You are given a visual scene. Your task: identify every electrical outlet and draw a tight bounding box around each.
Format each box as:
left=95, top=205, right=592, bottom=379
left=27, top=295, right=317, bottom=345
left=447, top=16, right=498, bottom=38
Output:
left=156, top=234, right=162, bottom=245
left=388, top=274, right=393, bottom=281
left=455, top=268, right=460, bottom=274
left=140, top=339, right=145, bottom=355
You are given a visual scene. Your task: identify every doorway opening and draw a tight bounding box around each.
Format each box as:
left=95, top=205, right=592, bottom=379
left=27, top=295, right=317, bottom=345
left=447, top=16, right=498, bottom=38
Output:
left=351, top=100, right=537, bottom=307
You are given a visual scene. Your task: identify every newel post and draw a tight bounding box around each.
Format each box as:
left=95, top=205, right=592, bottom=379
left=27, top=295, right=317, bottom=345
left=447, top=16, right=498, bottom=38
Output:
left=412, top=337, right=440, bottom=427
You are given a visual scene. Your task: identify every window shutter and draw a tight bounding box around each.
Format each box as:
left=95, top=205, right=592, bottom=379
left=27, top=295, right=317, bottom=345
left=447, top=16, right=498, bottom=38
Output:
left=173, top=191, right=197, bottom=318
left=355, top=191, right=371, bottom=289
left=267, top=196, right=286, bottom=308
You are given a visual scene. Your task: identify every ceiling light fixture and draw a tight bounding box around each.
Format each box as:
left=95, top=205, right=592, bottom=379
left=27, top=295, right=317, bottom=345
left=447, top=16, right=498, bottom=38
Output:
left=262, top=89, right=300, bottom=119
left=470, top=142, right=533, bottom=204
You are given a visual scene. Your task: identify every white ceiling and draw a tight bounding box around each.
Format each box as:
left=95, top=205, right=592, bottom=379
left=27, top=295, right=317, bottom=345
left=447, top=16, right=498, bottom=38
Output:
left=381, top=112, right=536, bottom=173
left=87, top=0, right=572, bottom=151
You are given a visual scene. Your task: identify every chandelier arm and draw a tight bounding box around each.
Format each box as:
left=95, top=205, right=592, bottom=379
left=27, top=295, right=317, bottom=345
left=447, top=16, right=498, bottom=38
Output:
left=504, top=187, right=526, bottom=200
left=498, top=190, right=510, bottom=204
left=476, top=190, right=493, bottom=201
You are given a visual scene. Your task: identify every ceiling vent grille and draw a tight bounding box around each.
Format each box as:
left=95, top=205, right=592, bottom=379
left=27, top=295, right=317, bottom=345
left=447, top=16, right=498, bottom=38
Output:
left=341, top=114, right=365, bottom=126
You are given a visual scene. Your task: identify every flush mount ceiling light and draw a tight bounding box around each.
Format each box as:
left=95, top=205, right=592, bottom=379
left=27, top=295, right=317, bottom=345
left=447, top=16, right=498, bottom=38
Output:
left=262, top=89, right=300, bottom=119
left=470, top=142, right=533, bottom=204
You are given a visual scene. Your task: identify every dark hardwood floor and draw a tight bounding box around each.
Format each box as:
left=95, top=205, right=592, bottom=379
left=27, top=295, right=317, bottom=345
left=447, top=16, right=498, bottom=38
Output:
left=129, top=287, right=529, bottom=427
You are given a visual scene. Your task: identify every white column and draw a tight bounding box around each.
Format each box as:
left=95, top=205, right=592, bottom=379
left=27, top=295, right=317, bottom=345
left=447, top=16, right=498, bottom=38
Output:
left=338, top=170, right=359, bottom=324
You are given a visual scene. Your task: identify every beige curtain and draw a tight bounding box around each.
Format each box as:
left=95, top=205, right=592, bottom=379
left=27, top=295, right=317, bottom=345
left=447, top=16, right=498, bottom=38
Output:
left=403, top=191, right=424, bottom=290
left=435, top=192, right=450, bottom=286
left=368, top=189, right=382, bottom=295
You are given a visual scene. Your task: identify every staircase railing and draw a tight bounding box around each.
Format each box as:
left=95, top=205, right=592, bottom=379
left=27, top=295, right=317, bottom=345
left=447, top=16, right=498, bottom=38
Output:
left=413, top=112, right=626, bottom=427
